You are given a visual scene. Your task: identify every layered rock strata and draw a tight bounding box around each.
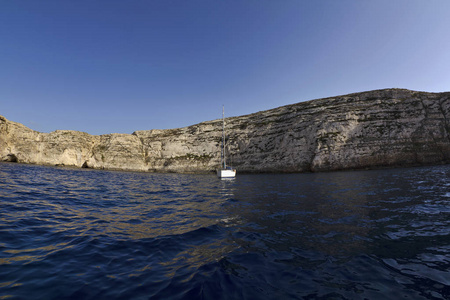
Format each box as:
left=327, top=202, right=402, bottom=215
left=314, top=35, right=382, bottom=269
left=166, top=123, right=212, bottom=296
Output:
left=1, top=88, right=450, bottom=173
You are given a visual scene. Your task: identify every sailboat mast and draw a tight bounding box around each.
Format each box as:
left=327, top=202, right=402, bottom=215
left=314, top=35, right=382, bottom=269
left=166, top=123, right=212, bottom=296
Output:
left=222, top=105, right=226, bottom=169
left=217, top=105, right=235, bottom=178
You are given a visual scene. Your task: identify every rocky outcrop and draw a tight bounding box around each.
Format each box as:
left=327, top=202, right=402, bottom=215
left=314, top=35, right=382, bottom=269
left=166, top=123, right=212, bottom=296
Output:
left=2, top=88, right=450, bottom=173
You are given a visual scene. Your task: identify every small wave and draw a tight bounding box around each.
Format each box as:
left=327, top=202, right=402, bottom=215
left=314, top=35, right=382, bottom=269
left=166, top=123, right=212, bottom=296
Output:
left=2, top=163, right=450, bottom=299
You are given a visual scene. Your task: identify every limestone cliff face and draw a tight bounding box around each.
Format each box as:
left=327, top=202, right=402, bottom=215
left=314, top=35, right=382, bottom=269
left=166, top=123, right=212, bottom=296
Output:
left=2, top=88, right=450, bottom=173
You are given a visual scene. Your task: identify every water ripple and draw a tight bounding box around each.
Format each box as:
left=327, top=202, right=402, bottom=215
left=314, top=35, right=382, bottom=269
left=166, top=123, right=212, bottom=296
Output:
left=1, top=163, right=449, bottom=299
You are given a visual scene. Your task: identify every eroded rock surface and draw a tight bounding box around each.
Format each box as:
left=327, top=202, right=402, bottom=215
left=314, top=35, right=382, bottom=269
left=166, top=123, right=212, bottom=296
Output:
left=2, top=89, right=450, bottom=173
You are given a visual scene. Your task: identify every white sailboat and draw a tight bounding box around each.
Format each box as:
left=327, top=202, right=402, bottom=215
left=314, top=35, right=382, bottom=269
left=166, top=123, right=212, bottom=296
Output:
left=217, top=106, right=236, bottom=179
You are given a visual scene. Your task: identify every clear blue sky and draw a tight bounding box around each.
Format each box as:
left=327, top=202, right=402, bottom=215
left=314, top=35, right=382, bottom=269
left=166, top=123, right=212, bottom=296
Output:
left=1, top=0, right=450, bottom=135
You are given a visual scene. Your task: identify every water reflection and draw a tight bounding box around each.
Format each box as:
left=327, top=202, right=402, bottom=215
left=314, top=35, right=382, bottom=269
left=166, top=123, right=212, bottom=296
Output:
left=0, top=163, right=245, bottom=284
left=0, top=165, right=233, bottom=260
left=1, top=162, right=449, bottom=299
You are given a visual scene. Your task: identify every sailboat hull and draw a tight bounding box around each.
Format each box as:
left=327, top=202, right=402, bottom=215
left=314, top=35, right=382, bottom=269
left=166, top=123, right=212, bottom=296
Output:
left=217, top=169, right=236, bottom=178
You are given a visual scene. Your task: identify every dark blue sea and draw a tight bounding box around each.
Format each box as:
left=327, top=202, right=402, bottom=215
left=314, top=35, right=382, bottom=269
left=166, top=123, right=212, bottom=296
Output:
left=1, top=163, right=449, bottom=299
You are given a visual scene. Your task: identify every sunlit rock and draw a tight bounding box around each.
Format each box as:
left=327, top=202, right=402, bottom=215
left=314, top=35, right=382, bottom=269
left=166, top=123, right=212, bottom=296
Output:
left=1, top=89, right=450, bottom=173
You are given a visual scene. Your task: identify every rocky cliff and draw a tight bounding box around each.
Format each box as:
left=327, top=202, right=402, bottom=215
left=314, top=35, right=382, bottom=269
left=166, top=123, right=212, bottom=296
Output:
left=2, top=88, right=450, bottom=173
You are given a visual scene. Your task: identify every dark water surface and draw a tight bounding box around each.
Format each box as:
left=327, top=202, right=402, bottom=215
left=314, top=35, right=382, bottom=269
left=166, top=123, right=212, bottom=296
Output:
left=1, top=163, right=449, bottom=299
